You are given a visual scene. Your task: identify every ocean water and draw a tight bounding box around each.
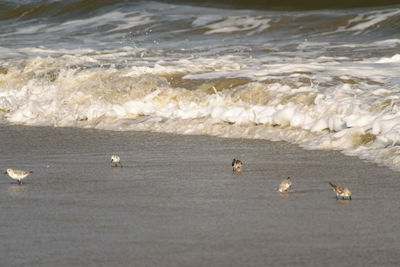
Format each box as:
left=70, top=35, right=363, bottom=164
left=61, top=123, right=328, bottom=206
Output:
left=1, top=0, right=400, bottom=170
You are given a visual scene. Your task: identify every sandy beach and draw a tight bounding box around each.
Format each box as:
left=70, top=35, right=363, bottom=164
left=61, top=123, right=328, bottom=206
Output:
left=0, top=125, right=399, bottom=266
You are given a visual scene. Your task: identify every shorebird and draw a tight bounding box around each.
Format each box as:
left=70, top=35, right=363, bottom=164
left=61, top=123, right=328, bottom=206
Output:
left=111, top=155, right=123, bottom=167
left=4, top=168, right=33, bottom=184
left=279, top=177, right=292, bottom=193
left=329, top=182, right=352, bottom=200
left=232, top=159, right=242, bottom=172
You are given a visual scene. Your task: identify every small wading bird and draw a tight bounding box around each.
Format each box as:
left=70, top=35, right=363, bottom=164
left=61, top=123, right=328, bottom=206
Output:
left=329, top=182, right=352, bottom=200
left=279, top=177, right=292, bottom=193
left=232, top=159, right=242, bottom=172
left=111, top=155, right=123, bottom=167
left=4, top=168, right=33, bottom=184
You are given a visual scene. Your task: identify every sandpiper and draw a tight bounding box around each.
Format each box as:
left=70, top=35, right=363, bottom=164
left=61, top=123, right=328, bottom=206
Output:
left=329, top=182, right=352, bottom=200
left=4, top=168, right=33, bottom=184
left=111, top=155, right=123, bottom=167
left=232, top=159, right=242, bottom=172
left=279, top=177, right=292, bottom=193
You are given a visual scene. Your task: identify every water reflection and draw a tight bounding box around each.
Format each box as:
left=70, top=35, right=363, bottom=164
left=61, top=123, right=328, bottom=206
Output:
left=335, top=199, right=352, bottom=205
left=110, top=167, right=122, bottom=173
left=8, top=184, right=27, bottom=197
left=279, top=191, right=292, bottom=197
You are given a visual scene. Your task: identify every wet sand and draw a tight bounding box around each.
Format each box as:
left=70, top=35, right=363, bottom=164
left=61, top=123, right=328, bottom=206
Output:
left=0, top=125, right=399, bottom=266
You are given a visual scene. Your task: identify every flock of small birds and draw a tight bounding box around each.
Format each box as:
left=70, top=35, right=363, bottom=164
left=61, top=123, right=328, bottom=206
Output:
left=232, top=158, right=352, bottom=200
left=3, top=155, right=352, bottom=200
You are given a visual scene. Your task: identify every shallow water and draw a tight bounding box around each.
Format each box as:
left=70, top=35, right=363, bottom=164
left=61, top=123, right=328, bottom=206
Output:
left=0, top=125, right=399, bottom=266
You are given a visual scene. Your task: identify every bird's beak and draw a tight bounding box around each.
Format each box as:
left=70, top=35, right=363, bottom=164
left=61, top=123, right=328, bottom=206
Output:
left=4, top=171, right=7, bottom=174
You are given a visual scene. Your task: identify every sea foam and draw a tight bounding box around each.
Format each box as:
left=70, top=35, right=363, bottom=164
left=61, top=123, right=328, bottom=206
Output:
left=1, top=53, right=400, bottom=171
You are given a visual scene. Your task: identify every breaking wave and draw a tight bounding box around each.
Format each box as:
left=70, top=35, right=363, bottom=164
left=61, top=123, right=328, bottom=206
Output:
left=1, top=1, right=400, bottom=170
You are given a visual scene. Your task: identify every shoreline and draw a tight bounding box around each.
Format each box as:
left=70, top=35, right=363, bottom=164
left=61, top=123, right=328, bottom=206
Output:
left=1, top=125, right=399, bottom=266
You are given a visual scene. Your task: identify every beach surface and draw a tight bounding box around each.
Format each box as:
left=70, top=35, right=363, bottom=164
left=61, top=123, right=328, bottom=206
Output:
left=0, top=125, right=399, bottom=266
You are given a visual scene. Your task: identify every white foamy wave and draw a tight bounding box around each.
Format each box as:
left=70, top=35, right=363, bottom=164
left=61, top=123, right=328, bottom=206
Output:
left=1, top=55, right=400, bottom=171
left=333, top=9, right=400, bottom=34
left=2, top=10, right=154, bottom=38
left=373, top=39, right=400, bottom=47
left=376, top=54, right=400, bottom=63
left=193, top=15, right=271, bottom=35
